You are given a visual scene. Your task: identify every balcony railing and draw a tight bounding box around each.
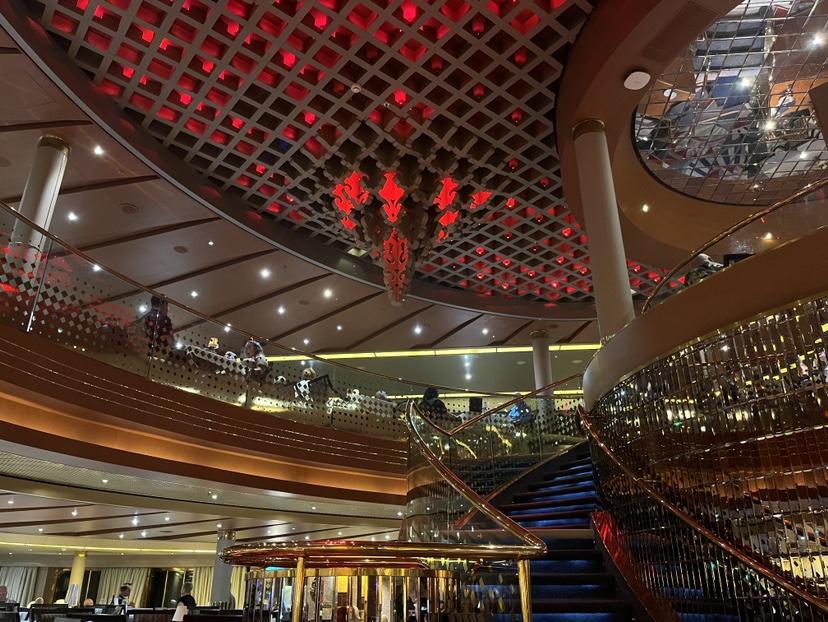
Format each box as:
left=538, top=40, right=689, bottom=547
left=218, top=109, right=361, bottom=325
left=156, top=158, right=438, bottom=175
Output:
left=0, top=198, right=543, bottom=444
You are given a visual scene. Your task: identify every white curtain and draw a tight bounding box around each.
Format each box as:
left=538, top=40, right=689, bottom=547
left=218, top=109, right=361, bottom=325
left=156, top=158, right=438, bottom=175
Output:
left=98, top=568, right=148, bottom=607
left=191, top=566, right=245, bottom=609
left=0, top=567, right=38, bottom=605
left=230, top=567, right=245, bottom=609
left=191, top=567, right=212, bottom=608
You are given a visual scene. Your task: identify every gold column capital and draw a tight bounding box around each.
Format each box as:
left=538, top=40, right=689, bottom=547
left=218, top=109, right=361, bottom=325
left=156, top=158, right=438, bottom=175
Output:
left=571, top=119, right=606, bottom=140
left=530, top=329, right=548, bottom=340
left=37, top=134, right=71, bottom=156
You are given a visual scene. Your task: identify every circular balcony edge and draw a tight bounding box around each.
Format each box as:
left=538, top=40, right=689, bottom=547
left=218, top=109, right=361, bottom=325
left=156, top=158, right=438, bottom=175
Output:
left=583, top=225, right=828, bottom=409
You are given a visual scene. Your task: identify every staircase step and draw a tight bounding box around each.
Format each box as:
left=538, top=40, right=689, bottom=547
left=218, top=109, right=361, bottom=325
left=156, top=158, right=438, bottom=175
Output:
left=506, top=502, right=597, bottom=515
left=529, top=615, right=629, bottom=622
left=500, top=495, right=598, bottom=512
left=543, top=471, right=593, bottom=486
left=532, top=572, right=615, bottom=586
left=531, top=598, right=633, bottom=614
left=515, top=483, right=595, bottom=501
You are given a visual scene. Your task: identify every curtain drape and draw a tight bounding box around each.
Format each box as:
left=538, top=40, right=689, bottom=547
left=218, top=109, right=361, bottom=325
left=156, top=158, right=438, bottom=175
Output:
left=97, top=568, right=148, bottom=607
left=0, top=567, right=38, bottom=606
left=230, top=566, right=245, bottom=609
left=190, top=566, right=245, bottom=609
left=191, top=567, right=212, bottom=608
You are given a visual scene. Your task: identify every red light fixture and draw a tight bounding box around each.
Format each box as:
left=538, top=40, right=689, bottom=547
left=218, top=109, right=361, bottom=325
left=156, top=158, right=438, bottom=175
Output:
left=333, top=171, right=491, bottom=304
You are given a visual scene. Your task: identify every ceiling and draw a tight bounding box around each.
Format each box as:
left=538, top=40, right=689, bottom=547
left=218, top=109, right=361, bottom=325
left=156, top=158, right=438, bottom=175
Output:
left=0, top=489, right=398, bottom=559
left=0, top=0, right=685, bottom=357
left=0, top=0, right=696, bottom=560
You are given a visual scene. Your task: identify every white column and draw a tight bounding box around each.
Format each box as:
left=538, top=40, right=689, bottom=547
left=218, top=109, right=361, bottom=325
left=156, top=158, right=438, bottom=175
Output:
left=11, top=134, right=71, bottom=252
left=572, top=119, right=635, bottom=340
left=211, top=529, right=236, bottom=607
left=531, top=330, right=553, bottom=395
left=67, top=551, right=86, bottom=606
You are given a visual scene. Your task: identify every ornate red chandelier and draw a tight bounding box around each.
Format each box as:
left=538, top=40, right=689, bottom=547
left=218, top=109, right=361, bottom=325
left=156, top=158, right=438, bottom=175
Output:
left=333, top=171, right=491, bottom=305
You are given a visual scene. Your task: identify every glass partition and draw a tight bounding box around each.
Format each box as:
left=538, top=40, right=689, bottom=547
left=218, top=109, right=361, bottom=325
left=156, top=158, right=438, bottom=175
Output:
left=646, top=177, right=828, bottom=309
left=590, top=289, right=828, bottom=612
left=0, top=200, right=537, bottom=442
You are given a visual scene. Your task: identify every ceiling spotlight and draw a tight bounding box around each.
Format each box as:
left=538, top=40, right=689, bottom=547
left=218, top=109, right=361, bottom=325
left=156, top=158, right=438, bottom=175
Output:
left=765, top=120, right=776, bottom=131
left=311, top=506, right=316, bottom=510
left=465, top=374, right=472, bottom=380
left=763, top=232, right=774, bottom=240
left=305, top=535, right=310, bottom=540
left=138, top=305, right=147, bottom=313
left=739, top=77, right=753, bottom=89
left=800, top=151, right=809, bottom=160
left=132, top=517, right=139, bottom=525
left=211, top=494, right=218, bottom=500
left=482, top=328, right=489, bottom=335
left=812, top=33, right=825, bottom=47
left=336, top=325, right=342, bottom=331
left=323, top=289, right=333, bottom=298
left=303, top=339, right=309, bottom=345
left=642, top=204, right=650, bottom=213
left=338, top=531, right=343, bottom=536
left=623, top=70, right=651, bottom=91
left=397, top=511, right=403, bottom=516
left=141, top=531, right=147, bottom=537
left=7, top=500, right=13, bottom=505
left=164, top=516, right=170, bottom=521
left=38, top=528, right=43, bottom=532
left=191, top=291, right=198, bottom=298
left=217, top=523, right=222, bottom=528
left=278, top=306, right=285, bottom=314
left=101, top=479, right=108, bottom=484
left=260, top=269, right=271, bottom=278
left=208, top=240, right=214, bottom=246
left=119, top=533, right=124, bottom=539
left=67, top=212, right=78, bottom=221
left=92, top=265, right=101, bottom=272
left=93, top=145, right=104, bottom=156
left=71, top=509, right=78, bottom=517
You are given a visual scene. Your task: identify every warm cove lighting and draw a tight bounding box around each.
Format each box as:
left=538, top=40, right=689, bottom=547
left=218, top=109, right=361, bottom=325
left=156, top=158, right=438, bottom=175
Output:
left=267, top=343, right=599, bottom=362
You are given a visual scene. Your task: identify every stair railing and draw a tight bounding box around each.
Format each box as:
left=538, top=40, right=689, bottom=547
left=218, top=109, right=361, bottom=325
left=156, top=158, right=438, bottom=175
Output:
left=407, top=400, right=545, bottom=622
left=643, top=175, right=828, bottom=312
left=580, top=406, right=828, bottom=619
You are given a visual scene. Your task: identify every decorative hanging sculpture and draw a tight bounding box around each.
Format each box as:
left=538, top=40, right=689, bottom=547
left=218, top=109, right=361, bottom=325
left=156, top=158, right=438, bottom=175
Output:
left=333, top=171, right=491, bottom=305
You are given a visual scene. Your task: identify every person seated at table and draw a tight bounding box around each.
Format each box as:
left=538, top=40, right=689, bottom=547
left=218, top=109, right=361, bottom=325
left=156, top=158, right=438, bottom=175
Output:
left=242, top=339, right=268, bottom=378
left=83, top=599, right=94, bottom=607
left=419, top=387, right=462, bottom=427
left=142, top=296, right=175, bottom=357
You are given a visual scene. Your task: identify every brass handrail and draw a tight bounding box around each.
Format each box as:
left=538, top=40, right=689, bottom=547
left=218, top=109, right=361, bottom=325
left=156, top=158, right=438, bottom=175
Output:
left=220, top=540, right=545, bottom=566
left=642, top=175, right=828, bottom=312
left=407, top=402, right=547, bottom=551
left=448, top=373, right=583, bottom=436
left=578, top=406, right=828, bottom=614
left=0, top=198, right=511, bottom=398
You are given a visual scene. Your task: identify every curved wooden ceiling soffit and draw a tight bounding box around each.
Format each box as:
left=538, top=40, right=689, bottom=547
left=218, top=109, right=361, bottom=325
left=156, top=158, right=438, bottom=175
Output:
left=558, top=0, right=756, bottom=267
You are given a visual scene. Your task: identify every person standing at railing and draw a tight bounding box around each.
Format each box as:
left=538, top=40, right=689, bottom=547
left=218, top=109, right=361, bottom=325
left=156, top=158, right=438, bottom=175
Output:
left=683, top=253, right=723, bottom=288
left=142, top=296, right=175, bottom=358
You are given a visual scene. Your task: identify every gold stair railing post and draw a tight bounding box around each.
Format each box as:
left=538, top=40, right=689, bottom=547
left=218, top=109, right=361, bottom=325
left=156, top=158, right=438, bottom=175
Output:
left=291, top=556, right=306, bottom=622
left=517, top=559, right=532, bottom=622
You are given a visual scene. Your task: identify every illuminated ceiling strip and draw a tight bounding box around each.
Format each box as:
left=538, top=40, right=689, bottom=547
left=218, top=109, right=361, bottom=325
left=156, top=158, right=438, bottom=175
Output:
left=0, top=541, right=214, bottom=554
left=386, top=390, right=583, bottom=399
left=268, top=344, right=599, bottom=362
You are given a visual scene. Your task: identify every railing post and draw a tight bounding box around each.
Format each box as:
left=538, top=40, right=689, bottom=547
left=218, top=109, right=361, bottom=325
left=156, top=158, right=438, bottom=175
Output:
left=517, top=559, right=532, bottom=622
left=291, top=556, right=305, bottom=622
